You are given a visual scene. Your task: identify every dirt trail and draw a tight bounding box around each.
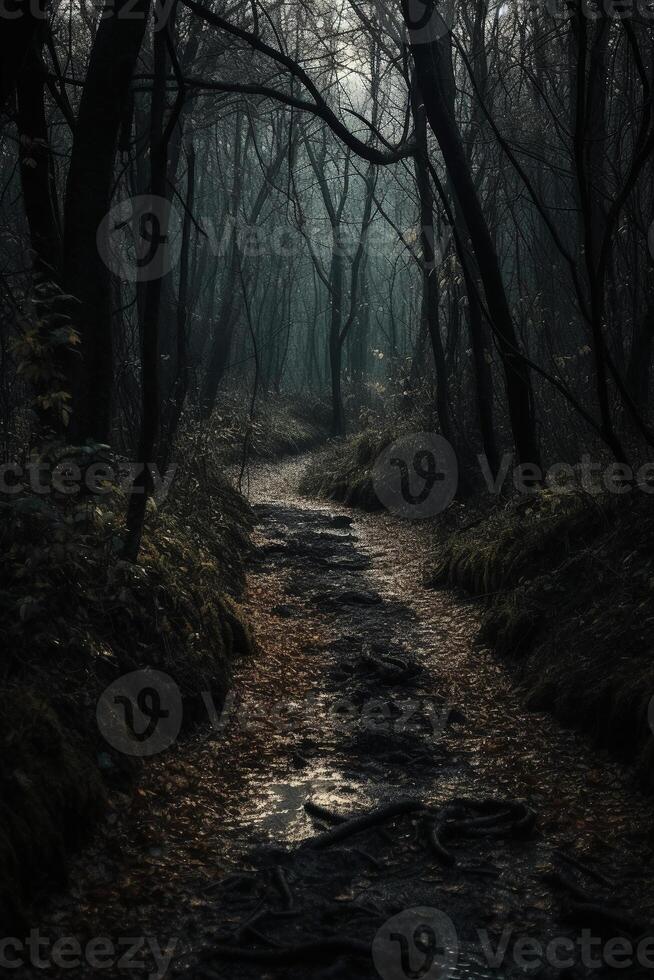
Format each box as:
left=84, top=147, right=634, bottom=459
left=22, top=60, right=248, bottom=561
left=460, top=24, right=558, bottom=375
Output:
left=27, top=457, right=654, bottom=979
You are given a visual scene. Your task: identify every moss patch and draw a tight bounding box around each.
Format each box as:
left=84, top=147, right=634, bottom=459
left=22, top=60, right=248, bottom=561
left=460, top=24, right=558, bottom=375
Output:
left=429, top=490, right=607, bottom=594
left=205, top=393, right=330, bottom=463
left=299, top=429, right=397, bottom=510
left=428, top=488, right=654, bottom=791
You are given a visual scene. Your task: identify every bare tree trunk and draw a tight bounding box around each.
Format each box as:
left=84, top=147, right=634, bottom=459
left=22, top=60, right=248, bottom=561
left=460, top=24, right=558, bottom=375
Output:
left=462, top=256, right=500, bottom=473
left=411, top=78, right=454, bottom=446
left=199, top=243, right=242, bottom=418
left=571, top=11, right=627, bottom=462
left=15, top=25, right=65, bottom=434
left=304, top=135, right=351, bottom=436
left=329, top=225, right=346, bottom=436
left=63, top=0, right=150, bottom=443
left=404, top=10, right=540, bottom=468
left=124, top=4, right=172, bottom=560
left=16, top=36, right=61, bottom=280
left=1, top=0, right=48, bottom=110
left=161, top=141, right=196, bottom=463
left=200, top=113, right=289, bottom=416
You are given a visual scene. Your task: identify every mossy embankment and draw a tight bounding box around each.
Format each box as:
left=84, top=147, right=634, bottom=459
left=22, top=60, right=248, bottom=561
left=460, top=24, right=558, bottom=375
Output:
left=209, top=393, right=331, bottom=463
left=430, top=488, right=654, bottom=791
left=0, top=444, right=254, bottom=930
left=299, top=427, right=406, bottom=508
left=301, top=428, right=654, bottom=792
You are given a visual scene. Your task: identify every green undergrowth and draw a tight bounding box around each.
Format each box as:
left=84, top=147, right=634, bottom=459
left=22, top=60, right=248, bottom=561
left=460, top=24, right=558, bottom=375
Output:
left=299, top=425, right=408, bottom=509
left=209, top=393, right=331, bottom=462
left=429, top=490, right=605, bottom=594
left=429, top=488, right=654, bottom=791
left=0, top=443, right=254, bottom=928
left=298, top=407, right=484, bottom=509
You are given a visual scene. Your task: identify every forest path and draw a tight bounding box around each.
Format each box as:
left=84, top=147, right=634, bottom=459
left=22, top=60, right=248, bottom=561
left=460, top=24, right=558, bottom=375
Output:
left=35, top=456, right=654, bottom=979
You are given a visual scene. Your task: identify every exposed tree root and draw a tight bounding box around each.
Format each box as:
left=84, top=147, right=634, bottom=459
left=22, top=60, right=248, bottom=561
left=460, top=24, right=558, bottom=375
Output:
left=444, top=799, right=535, bottom=837
left=544, top=862, right=647, bottom=937
left=272, top=866, right=294, bottom=909
left=424, top=819, right=456, bottom=866
left=302, top=799, right=426, bottom=850
left=359, top=651, right=414, bottom=683
left=210, top=795, right=540, bottom=966
left=426, top=799, right=535, bottom=866
left=304, top=800, right=348, bottom=825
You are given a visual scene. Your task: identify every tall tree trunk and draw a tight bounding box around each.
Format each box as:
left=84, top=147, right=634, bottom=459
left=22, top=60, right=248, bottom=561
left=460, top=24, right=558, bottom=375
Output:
left=404, top=8, right=540, bottom=468
left=63, top=0, right=150, bottom=443
left=1, top=0, right=48, bottom=110
left=411, top=79, right=454, bottom=446
left=124, top=4, right=171, bottom=560
left=571, top=11, right=627, bottom=461
left=329, top=225, right=345, bottom=437
left=351, top=269, right=370, bottom=384
left=199, top=112, right=289, bottom=416
left=199, top=243, right=241, bottom=419
left=461, top=255, right=500, bottom=474
left=161, top=141, right=196, bottom=463
left=16, top=37, right=61, bottom=280
left=15, top=26, right=65, bottom=434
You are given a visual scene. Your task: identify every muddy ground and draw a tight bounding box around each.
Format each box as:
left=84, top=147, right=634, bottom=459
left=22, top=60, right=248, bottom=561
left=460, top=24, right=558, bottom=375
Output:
left=14, top=458, right=654, bottom=979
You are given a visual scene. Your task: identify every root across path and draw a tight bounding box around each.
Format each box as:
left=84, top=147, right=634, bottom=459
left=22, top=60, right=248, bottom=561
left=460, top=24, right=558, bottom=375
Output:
left=31, top=457, right=654, bottom=980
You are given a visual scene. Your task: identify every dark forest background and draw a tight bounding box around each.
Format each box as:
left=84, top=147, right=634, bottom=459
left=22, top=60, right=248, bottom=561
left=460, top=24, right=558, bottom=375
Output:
left=3, top=0, right=654, bottom=522
left=3, top=0, right=654, bottom=941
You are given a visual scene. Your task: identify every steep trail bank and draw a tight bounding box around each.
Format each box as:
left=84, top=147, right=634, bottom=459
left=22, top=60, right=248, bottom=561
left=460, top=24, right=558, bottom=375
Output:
left=26, top=457, right=654, bottom=979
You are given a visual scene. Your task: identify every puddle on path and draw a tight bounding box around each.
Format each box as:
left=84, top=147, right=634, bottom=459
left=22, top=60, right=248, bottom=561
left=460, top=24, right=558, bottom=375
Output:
left=27, top=456, right=654, bottom=980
